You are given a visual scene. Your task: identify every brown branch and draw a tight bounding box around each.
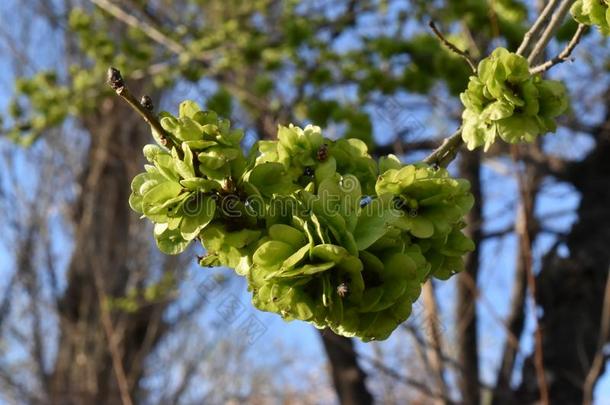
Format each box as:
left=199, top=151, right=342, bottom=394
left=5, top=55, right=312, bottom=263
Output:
left=582, top=268, right=610, bottom=405
left=422, top=281, right=450, bottom=404
left=357, top=344, right=456, bottom=403
left=428, top=21, right=477, bottom=73
left=516, top=0, right=561, bottom=56
left=93, top=271, right=134, bottom=405
left=423, top=129, right=464, bottom=168
left=530, top=24, right=588, bottom=74
left=527, top=0, right=576, bottom=64
left=459, top=270, right=522, bottom=354
left=512, top=145, right=550, bottom=405
left=106, top=67, right=180, bottom=153
left=89, top=0, right=186, bottom=55
left=401, top=324, right=482, bottom=379
left=493, top=204, right=535, bottom=401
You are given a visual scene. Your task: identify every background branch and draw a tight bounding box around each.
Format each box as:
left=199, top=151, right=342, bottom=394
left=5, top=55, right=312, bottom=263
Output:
left=530, top=24, right=588, bottom=74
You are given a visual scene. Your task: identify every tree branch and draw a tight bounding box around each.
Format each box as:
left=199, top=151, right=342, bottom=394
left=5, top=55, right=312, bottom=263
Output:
left=423, top=129, right=464, bottom=168
left=493, top=184, right=539, bottom=402
left=428, top=21, right=477, bottom=73
left=512, top=146, right=550, bottom=405
left=106, top=67, right=180, bottom=153
left=527, top=0, right=576, bottom=64
left=93, top=267, right=134, bottom=405
left=89, top=0, right=186, bottom=55
left=582, top=268, right=610, bottom=405
left=516, top=0, right=561, bottom=56
left=422, top=281, right=450, bottom=404
left=530, top=24, right=588, bottom=74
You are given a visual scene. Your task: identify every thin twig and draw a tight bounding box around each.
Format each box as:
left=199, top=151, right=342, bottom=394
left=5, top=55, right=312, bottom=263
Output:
left=428, top=21, right=477, bottom=73
left=94, top=271, right=134, bottom=405
left=106, top=67, right=180, bottom=152
left=582, top=269, right=610, bottom=405
left=459, top=270, right=522, bottom=352
left=493, top=199, right=535, bottom=397
left=357, top=346, right=456, bottom=403
left=530, top=24, right=588, bottom=74
left=89, top=0, right=186, bottom=55
left=527, top=0, right=576, bottom=64
left=512, top=146, right=550, bottom=405
left=322, top=329, right=453, bottom=402
left=516, top=0, right=561, bottom=56
left=422, top=281, right=450, bottom=404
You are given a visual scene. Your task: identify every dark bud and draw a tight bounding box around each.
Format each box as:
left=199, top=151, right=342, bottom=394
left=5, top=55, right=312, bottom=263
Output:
left=337, top=282, right=349, bottom=298
left=317, top=144, right=329, bottom=162
left=140, top=95, right=154, bottom=111
left=107, top=67, right=124, bottom=90
left=304, top=166, right=315, bottom=177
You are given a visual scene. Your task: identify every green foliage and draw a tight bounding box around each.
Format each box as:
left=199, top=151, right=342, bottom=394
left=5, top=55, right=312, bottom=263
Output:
left=2, top=6, right=161, bottom=145
left=460, top=48, right=569, bottom=151
left=7, top=72, right=70, bottom=145
left=129, top=101, right=475, bottom=341
left=572, top=0, right=610, bottom=35
left=106, top=272, right=177, bottom=313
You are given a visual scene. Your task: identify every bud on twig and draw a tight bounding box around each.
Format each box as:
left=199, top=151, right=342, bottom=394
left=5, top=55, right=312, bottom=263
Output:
left=140, top=95, right=154, bottom=111
left=107, top=67, right=124, bottom=91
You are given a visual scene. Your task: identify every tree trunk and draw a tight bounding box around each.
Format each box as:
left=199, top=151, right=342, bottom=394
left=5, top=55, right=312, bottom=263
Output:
left=49, top=97, right=168, bottom=404
left=516, top=122, right=610, bottom=404
left=320, top=330, right=375, bottom=405
left=456, top=151, right=483, bottom=405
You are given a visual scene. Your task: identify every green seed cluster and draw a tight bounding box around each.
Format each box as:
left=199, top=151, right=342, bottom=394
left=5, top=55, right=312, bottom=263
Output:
left=572, top=0, right=610, bottom=35
left=460, top=48, right=568, bottom=151
left=129, top=100, right=474, bottom=341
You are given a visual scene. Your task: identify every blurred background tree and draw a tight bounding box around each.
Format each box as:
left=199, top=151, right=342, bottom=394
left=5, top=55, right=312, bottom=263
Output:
left=0, top=0, right=609, bottom=404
